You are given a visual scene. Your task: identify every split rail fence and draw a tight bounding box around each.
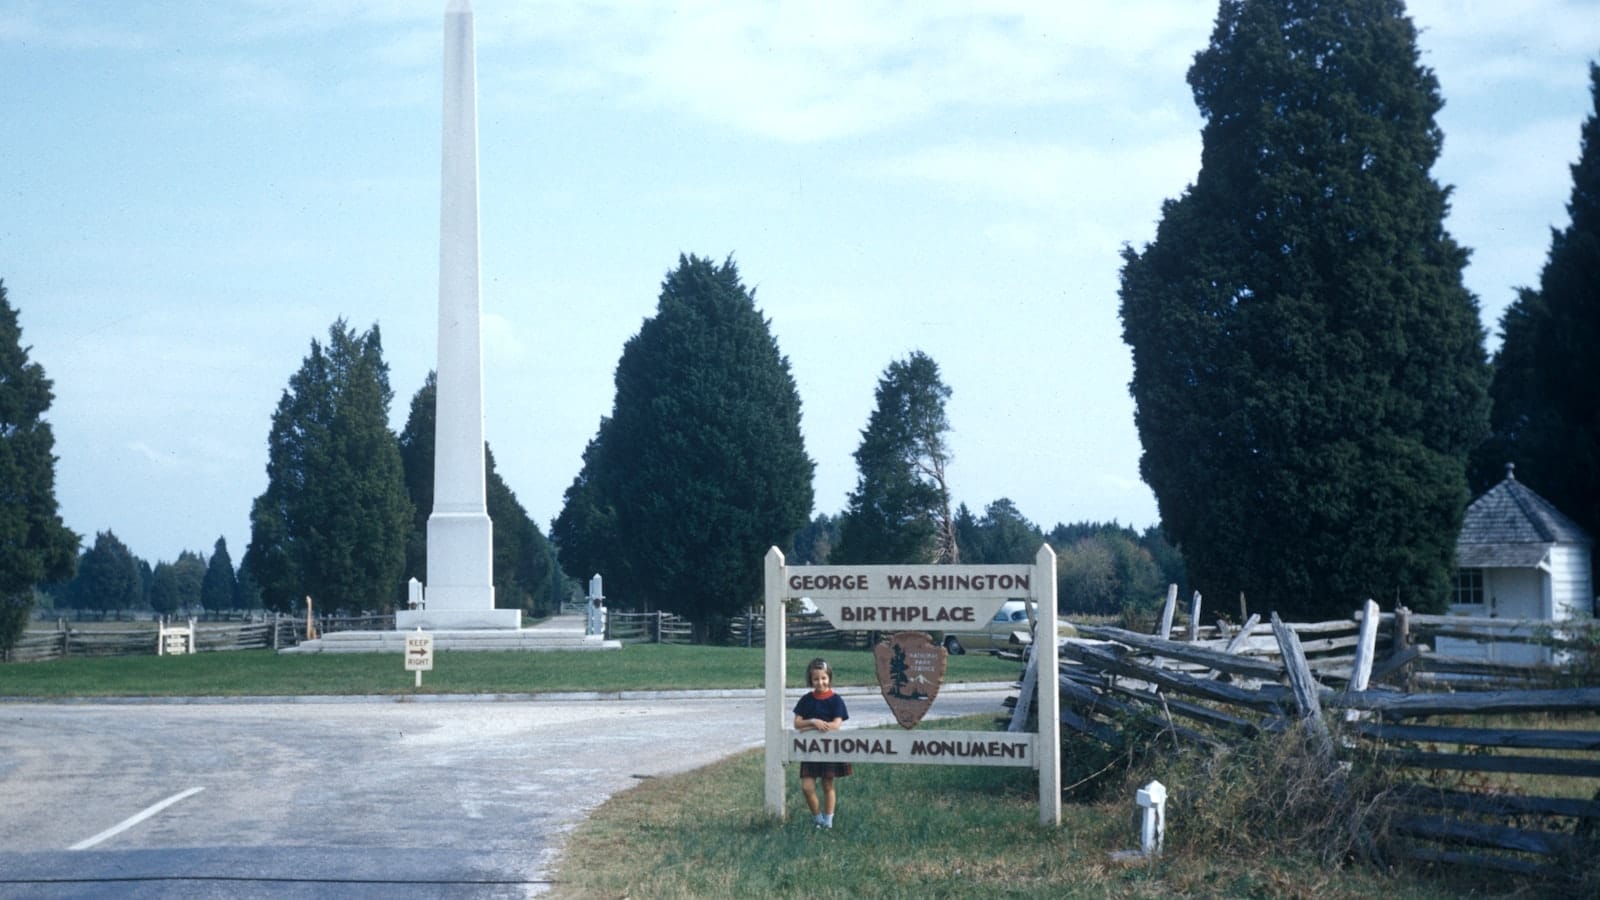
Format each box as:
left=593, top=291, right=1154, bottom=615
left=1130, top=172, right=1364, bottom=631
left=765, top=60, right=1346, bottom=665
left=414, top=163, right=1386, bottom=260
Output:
left=5, top=613, right=393, bottom=662
left=1023, top=591, right=1600, bottom=877
left=729, top=611, right=873, bottom=649
left=604, top=610, right=877, bottom=647
left=604, top=610, right=694, bottom=644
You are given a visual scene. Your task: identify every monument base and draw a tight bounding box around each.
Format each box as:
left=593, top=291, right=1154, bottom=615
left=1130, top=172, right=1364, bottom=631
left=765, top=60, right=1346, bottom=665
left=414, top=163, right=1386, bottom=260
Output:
left=397, top=607, right=522, bottom=630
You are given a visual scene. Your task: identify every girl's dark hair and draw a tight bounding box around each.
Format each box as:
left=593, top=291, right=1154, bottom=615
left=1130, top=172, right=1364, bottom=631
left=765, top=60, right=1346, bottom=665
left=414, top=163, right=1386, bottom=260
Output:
left=806, top=657, right=832, bottom=679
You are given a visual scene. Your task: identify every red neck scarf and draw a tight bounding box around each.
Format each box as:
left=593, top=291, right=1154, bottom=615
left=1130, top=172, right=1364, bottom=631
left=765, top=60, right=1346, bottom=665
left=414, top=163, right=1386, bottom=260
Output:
left=811, top=688, right=835, bottom=700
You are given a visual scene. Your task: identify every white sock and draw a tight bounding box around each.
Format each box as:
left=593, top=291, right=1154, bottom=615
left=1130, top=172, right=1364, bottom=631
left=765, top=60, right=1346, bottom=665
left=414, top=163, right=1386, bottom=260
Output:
left=822, top=813, right=833, bottom=826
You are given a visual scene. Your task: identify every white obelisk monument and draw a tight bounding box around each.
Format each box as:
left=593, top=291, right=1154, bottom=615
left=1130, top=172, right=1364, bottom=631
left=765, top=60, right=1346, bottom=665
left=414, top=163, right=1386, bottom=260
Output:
left=399, top=0, right=519, bottom=630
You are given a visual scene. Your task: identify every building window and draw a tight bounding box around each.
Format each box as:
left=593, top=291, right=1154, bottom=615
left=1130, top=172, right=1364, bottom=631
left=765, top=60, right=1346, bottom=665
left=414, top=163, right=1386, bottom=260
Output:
left=1454, top=568, right=1484, bottom=607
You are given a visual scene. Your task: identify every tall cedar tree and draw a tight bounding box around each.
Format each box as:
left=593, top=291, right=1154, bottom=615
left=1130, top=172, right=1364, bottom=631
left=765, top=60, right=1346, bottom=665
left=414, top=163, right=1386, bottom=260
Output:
left=1476, top=61, right=1600, bottom=538
left=398, top=372, right=569, bottom=616
left=1119, top=0, right=1489, bottom=618
left=73, top=530, right=140, bottom=615
left=955, top=498, right=1044, bottom=566
left=170, top=550, right=206, bottom=613
left=201, top=536, right=236, bottom=612
left=245, top=321, right=412, bottom=613
left=552, top=255, right=814, bottom=624
left=0, top=281, right=77, bottom=650
left=831, top=352, right=958, bottom=566
left=150, top=559, right=185, bottom=616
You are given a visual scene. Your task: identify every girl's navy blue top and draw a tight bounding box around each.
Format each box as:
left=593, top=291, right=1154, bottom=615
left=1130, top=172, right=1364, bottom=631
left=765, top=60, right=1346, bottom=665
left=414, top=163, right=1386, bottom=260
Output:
left=794, top=691, right=849, bottom=722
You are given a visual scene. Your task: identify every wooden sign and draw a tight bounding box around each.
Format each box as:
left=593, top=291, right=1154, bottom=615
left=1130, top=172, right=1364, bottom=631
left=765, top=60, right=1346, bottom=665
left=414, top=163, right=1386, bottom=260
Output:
left=873, top=631, right=947, bottom=729
left=763, top=545, right=1063, bottom=828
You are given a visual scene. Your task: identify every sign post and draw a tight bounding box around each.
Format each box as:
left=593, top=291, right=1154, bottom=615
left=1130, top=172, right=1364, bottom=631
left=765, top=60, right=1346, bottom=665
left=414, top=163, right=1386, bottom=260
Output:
left=763, top=545, right=1061, bottom=826
left=404, top=629, right=434, bottom=688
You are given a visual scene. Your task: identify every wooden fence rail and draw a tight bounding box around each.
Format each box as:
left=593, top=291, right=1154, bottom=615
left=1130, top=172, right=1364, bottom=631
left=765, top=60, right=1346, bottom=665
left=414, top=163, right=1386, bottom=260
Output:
left=728, top=612, right=873, bottom=649
left=604, top=611, right=694, bottom=644
left=4, top=613, right=385, bottom=662
left=1040, top=605, right=1600, bottom=878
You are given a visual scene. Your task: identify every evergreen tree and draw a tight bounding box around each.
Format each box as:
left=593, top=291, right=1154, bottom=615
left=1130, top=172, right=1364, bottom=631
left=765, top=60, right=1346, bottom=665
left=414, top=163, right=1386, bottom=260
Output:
left=75, top=531, right=141, bottom=615
left=397, top=371, right=436, bottom=597
left=1118, top=0, right=1489, bottom=618
left=234, top=558, right=263, bottom=610
left=831, top=352, right=956, bottom=566
left=553, top=255, right=815, bottom=626
left=1477, top=61, right=1600, bottom=537
left=244, top=320, right=413, bottom=613
left=0, top=281, right=77, bottom=649
left=551, top=426, right=622, bottom=599
left=956, top=498, right=1044, bottom=565
left=1140, top=524, right=1187, bottom=600
left=201, top=537, right=236, bottom=612
left=790, top=513, right=842, bottom=565
left=137, top=559, right=154, bottom=610
left=172, top=549, right=206, bottom=614
left=397, top=373, right=571, bottom=617
left=149, top=562, right=179, bottom=616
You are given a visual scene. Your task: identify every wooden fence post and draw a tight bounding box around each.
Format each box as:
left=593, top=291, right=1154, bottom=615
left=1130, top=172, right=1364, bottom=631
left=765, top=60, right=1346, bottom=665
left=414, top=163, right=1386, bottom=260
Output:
left=1157, top=584, right=1178, bottom=639
left=1344, top=599, right=1380, bottom=724
left=1008, top=644, right=1039, bottom=733
left=1393, top=605, right=1411, bottom=654
left=1224, top=613, right=1261, bottom=655
left=1187, top=592, right=1202, bottom=642
left=1271, top=612, right=1333, bottom=756
left=1349, top=599, right=1379, bottom=693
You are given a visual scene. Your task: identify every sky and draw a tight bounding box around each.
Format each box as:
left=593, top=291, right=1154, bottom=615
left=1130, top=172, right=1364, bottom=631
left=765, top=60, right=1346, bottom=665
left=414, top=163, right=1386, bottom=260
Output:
left=4, top=1, right=1599, bottom=568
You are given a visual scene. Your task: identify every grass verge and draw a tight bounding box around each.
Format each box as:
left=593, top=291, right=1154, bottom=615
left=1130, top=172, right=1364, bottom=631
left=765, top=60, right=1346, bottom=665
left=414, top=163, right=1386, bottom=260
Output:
left=0, top=644, right=1021, bottom=697
left=553, top=714, right=1469, bottom=899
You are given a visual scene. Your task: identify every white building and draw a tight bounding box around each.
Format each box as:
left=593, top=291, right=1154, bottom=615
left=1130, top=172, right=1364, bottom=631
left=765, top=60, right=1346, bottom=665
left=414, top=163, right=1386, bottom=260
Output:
left=1442, top=464, right=1594, bottom=664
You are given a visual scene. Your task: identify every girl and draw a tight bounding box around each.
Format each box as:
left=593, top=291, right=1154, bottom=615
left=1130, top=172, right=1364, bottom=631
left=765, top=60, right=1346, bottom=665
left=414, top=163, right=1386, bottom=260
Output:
left=793, top=657, right=850, bottom=829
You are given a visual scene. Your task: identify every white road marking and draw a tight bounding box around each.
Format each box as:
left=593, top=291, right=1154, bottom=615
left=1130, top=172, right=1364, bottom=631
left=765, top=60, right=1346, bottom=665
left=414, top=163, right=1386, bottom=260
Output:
left=69, top=786, right=206, bottom=851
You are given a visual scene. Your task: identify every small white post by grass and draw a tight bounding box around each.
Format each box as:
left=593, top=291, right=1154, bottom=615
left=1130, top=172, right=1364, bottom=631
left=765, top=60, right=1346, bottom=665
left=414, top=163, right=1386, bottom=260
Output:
left=1110, top=779, right=1167, bottom=863
left=1137, top=780, right=1166, bottom=856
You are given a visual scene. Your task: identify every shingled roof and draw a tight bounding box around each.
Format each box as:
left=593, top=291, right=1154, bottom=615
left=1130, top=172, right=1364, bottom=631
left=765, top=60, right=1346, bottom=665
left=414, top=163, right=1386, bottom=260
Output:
left=1458, top=464, right=1593, bottom=568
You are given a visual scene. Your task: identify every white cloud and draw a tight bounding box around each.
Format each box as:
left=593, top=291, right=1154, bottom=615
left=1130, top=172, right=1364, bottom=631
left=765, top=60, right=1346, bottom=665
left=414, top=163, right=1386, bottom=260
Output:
left=128, top=440, right=181, bottom=469
left=1412, top=0, right=1600, bottom=94
left=481, top=0, right=1212, bottom=143
left=0, top=5, right=152, bottom=50
left=875, top=134, right=1199, bottom=217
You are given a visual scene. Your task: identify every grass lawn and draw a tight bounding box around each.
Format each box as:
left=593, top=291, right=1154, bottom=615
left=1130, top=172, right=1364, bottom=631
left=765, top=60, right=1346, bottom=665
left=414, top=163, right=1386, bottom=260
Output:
left=0, top=643, right=1022, bottom=697
left=552, top=715, right=1468, bottom=899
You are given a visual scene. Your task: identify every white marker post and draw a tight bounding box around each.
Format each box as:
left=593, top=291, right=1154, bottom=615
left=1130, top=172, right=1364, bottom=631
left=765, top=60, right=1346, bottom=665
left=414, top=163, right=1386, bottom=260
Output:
left=405, top=629, right=435, bottom=687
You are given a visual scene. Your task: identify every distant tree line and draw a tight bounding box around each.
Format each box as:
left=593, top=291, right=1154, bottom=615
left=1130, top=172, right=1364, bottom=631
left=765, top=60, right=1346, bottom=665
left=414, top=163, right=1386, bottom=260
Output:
left=38, top=532, right=259, bottom=619
left=799, top=504, right=1184, bottom=621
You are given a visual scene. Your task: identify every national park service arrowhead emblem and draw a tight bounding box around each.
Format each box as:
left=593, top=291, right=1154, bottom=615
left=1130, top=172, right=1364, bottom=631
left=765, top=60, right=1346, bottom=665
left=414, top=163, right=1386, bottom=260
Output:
left=874, top=631, right=947, bottom=729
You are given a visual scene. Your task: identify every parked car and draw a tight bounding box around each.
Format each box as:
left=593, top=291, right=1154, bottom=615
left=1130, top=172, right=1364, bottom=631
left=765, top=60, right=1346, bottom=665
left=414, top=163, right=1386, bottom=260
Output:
left=942, top=600, right=1066, bottom=655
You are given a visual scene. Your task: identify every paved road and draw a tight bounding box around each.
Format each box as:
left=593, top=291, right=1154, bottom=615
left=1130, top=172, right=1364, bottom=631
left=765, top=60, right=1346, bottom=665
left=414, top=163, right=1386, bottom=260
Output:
left=0, top=688, right=1010, bottom=898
